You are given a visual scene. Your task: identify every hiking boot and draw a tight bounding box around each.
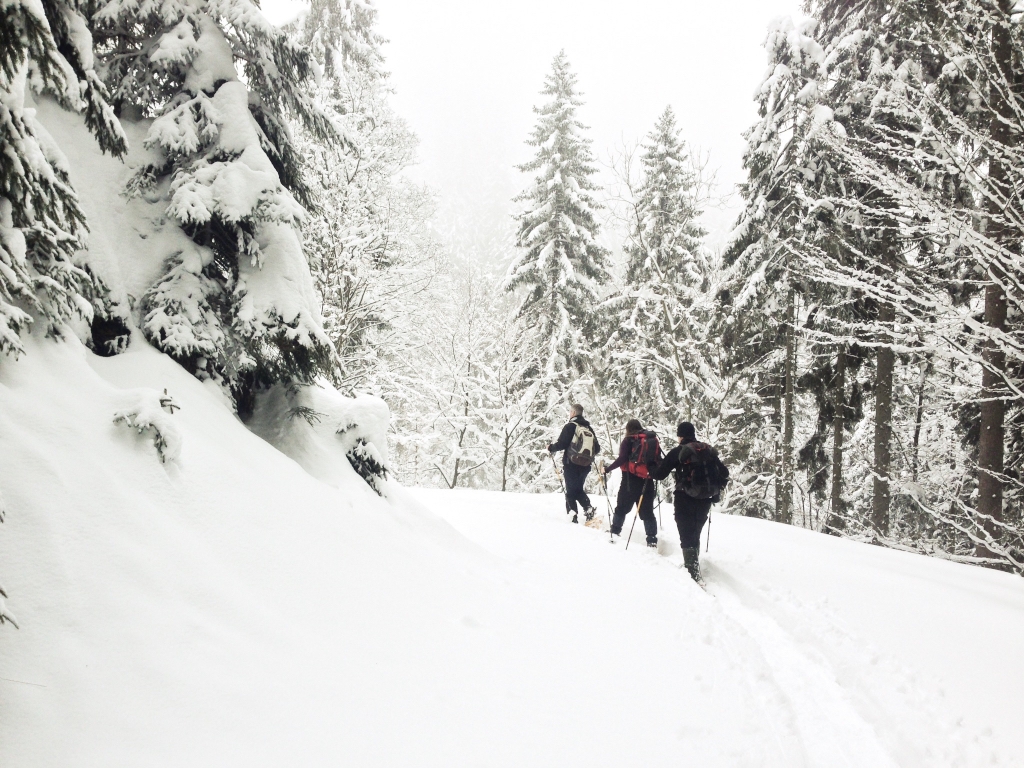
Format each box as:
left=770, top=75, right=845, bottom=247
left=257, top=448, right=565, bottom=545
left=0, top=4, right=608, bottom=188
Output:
left=584, top=507, right=596, bottom=522
left=682, top=547, right=704, bottom=584
left=571, top=513, right=578, bottom=524
left=646, top=541, right=657, bottom=549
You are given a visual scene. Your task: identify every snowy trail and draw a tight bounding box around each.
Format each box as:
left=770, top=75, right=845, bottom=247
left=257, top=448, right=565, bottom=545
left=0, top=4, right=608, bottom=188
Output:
left=2, top=340, right=1019, bottom=767
left=412, top=487, right=1011, bottom=767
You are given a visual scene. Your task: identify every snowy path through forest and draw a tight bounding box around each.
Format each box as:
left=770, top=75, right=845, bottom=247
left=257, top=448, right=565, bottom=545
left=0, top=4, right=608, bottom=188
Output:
left=411, top=487, right=1020, bottom=767
left=2, top=337, right=1020, bottom=767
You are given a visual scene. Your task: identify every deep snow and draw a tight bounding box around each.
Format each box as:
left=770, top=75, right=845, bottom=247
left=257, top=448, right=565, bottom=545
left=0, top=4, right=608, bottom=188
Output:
left=2, top=332, right=1023, bottom=766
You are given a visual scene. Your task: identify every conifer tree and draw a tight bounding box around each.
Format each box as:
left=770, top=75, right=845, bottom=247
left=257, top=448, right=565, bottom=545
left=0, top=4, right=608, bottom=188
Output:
left=604, top=106, right=711, bottom=431
left=507, top=51, right=609, bottom=386
left=1, top=0, right=126, bottom=356
left=722, top=18, right=826, bottom=522
left=93, top=0, right=342, bottom=412
left=805, top=0, right=1024, bottom=569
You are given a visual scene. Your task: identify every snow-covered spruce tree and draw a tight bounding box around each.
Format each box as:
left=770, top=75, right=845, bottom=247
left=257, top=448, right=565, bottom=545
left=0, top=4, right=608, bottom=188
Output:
left=721, top=18, right=826, bottom=522
left=0, top=0, right=127, bottom=357
left=603, top=106, right=714, bottom=437
left=507, top=51, right=609, bottom=392
left=93, top=0, right=341, bottom=413
left=297, top=0, right=383, bottom=81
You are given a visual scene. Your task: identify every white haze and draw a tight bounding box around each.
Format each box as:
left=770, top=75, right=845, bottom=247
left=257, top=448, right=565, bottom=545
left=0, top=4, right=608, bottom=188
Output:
left=262, top=0, right=805, bottom=256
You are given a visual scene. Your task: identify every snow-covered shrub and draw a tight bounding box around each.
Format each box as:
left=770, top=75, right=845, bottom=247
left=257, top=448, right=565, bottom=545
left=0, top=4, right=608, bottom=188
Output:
left=0, top=0, right=126, bottom=357
left=93, top=0, right=343, bottom=410
left=248, top=382, right=391, bottom=495
left=323, top=392, right=390, bottom=496
left=113, top=389, right=183, bottom=463
left=340, top=431, right=388, bottom=496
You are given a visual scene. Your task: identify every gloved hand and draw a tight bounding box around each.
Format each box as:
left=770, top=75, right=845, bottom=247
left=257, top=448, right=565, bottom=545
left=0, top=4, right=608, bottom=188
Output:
left=548, top=444, right=556, bottom=453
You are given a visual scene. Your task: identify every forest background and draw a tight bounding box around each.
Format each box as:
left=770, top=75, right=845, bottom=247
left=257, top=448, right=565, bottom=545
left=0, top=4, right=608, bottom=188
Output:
left=3, top=0, right=1023, bottom=578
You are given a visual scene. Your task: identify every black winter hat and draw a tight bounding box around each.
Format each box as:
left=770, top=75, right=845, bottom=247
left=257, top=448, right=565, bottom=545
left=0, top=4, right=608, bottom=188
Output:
left=677, top=422, right=696, bottom=441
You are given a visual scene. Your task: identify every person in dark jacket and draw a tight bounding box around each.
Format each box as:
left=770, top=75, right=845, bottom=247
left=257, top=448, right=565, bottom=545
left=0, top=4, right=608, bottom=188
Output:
left=651, top=421, right=727, bottom=584
left=602, top=419, right=658, bottom=548
left=548, top=404, right=601, bottom=523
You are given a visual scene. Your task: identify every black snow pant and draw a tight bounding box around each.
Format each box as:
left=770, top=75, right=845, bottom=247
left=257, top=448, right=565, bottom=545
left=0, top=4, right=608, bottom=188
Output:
left=611, top=472, right=657, bottom=545
left=563, top=462, right=592, bottom=514
left=674, top=495, right=713, bottom=549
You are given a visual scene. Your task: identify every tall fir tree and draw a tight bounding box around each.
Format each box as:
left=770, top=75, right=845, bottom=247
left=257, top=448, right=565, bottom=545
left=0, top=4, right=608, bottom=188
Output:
left=507, top=51, right=609, bottom=389
left=93, top=0, right=343, bottom=413
left=604, top=106, right=711, bottom=433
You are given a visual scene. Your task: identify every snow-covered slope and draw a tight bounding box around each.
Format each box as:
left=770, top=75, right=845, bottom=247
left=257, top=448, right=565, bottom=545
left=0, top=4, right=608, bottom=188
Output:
left=2, top=331, right=1023, bottom=766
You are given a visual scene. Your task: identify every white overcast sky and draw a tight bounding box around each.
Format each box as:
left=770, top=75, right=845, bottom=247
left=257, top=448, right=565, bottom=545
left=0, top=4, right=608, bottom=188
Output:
left=263, top=0, right=805, bottom=253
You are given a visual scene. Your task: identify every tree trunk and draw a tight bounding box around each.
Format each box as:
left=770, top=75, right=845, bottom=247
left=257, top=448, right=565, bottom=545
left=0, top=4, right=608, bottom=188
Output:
left=501, top=432, right=511, bottom=492
left=779, top=289, right=796, bottom=525
left=912, top=356, right=932, bottom=483
left=826, top=346, right=847, bottom=533
left=872, top=303, right=895, bottom=537
left=976, top=0, right=1013, bottom=558
left=772, top=380, right=782, bottom=519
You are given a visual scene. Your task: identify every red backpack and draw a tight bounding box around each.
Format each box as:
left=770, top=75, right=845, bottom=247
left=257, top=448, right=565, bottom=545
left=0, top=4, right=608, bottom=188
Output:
left=626, top=431, right=662, bottom=479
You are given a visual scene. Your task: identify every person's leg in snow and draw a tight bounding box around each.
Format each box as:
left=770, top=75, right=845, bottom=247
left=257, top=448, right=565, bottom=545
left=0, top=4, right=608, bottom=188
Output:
left=638, top=479, right=657, bottom=547
left=611, top=472, right=639, bottom=534
left=563, top=463, right=592, bottom=523
left=611, top=473, right=657, bottom=546
left=674, top=496, right=711, bottom=582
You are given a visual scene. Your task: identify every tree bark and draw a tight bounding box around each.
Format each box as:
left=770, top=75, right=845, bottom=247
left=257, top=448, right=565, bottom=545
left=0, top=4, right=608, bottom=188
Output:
left=912, top=356, right=932, bottom=483
left=826, top=346, right=847, bottom=533
left=872, top=304, right=894, bottom=537
left=779, top=289, right=796, bottom=525
left=976, top=0, right=1013, bottom=558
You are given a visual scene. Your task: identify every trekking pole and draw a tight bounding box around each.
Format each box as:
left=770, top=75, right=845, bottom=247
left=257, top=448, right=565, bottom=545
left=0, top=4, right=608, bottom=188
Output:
left=706, top=513, right=711, bottom=553
left=624, top=492, right=644, bottom=551
left=598, top=459, right=615, bottom=542
left=656, top=481, right=663, bottom=528
left=549, top=453, right=565, bottom=495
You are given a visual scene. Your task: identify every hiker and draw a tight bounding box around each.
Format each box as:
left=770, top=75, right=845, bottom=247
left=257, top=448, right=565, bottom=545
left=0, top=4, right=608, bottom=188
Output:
left=602, top=419, right=660, bottom=548
left=548, top=404, right=601, bottom=523
left=651, top=421, right=729, bottom=584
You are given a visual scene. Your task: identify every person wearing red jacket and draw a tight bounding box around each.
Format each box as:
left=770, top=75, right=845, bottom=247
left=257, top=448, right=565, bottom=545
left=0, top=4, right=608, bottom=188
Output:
left=603, top=419, right=658, bottom=548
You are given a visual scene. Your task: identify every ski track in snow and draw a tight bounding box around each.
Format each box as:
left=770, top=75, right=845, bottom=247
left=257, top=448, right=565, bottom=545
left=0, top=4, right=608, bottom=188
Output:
left=415, top=488, right=1000, bottom=768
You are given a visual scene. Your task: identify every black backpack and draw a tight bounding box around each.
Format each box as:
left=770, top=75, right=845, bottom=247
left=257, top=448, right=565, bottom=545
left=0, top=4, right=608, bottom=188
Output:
left=677, top=442, right=729, bottom=500
left=626, top=431, right=662, bottom=479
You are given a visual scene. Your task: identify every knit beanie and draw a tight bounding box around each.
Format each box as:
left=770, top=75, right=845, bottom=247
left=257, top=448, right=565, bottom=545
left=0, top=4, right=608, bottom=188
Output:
left=677, top=422, right=696, bottom=441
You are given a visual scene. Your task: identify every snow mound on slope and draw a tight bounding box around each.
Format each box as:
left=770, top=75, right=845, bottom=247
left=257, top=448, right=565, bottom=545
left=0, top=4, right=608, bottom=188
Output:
left=248, top=381, right=392, bottom=497
left=0, top=332, right=484, bottom=767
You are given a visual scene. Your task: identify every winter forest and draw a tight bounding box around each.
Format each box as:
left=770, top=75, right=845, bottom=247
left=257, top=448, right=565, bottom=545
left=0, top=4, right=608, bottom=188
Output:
left=6, top=0, right=1024, bottom=761
left=4, top=0, right=1024, bottom=578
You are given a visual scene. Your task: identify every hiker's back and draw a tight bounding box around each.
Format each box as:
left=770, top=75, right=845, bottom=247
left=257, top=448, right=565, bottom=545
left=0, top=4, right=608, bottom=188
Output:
left=676, top=441, right=729, bottom=500
left=626, top=430, right=661, bottom=479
